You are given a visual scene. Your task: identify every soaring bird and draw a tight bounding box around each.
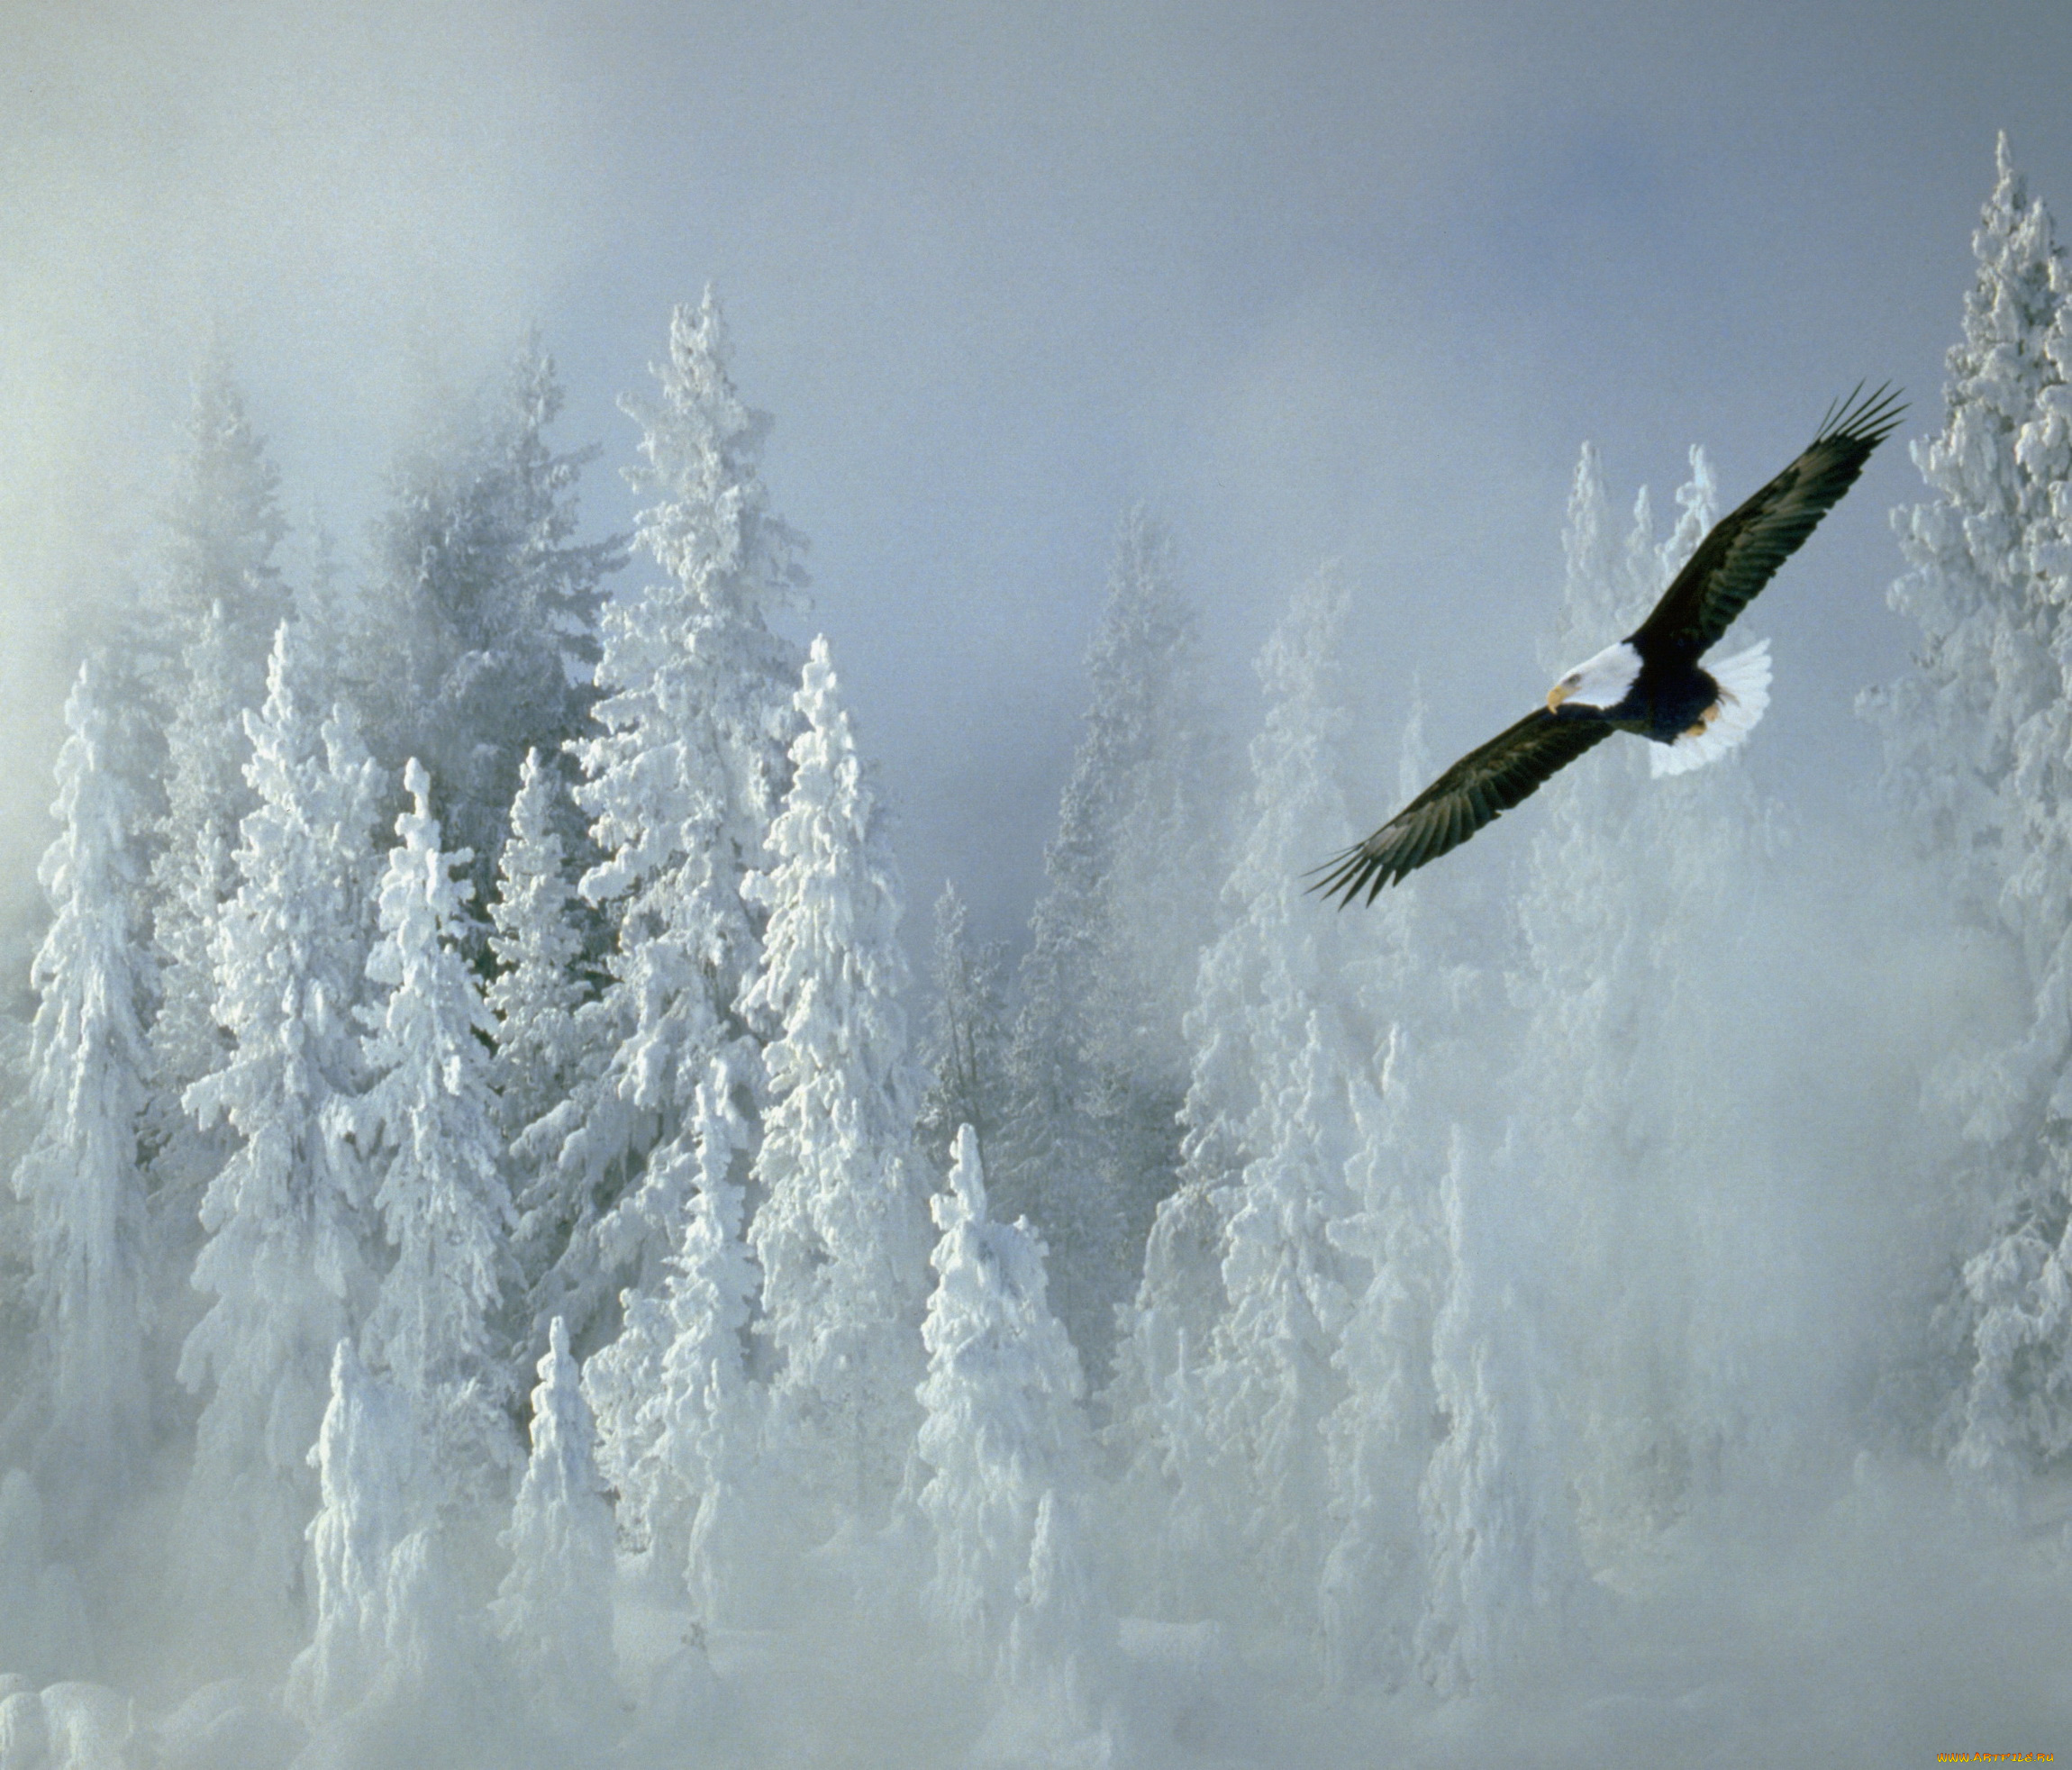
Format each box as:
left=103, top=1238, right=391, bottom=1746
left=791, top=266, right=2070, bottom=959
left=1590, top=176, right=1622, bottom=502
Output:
left=1313, top=386, right=1903, bottom=905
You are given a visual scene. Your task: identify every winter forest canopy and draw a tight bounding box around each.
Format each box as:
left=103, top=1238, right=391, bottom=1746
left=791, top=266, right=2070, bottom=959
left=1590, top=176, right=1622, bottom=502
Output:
left=11, top=134, right=2072, bottom=1768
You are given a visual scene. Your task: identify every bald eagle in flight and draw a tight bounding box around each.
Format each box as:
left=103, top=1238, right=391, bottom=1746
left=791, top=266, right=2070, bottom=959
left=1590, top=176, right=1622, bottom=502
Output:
left=1313, top=386, right=1903, bottom=905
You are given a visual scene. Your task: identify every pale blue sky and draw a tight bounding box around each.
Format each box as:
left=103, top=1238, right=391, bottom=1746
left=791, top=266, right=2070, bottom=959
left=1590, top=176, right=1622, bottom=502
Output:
left=4, top=0, right=2067, bottom=943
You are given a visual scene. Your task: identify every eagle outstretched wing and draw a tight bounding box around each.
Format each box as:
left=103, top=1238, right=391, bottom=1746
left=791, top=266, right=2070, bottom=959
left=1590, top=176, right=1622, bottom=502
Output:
left=1311, top=709, right=1615, bottom=905
left=1629, top=384, right=1904, bottom=660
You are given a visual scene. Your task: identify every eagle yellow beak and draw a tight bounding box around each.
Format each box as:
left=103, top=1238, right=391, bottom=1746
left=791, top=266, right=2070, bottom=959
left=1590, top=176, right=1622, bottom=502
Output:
left=1547, top=682, right=1572, bottom=711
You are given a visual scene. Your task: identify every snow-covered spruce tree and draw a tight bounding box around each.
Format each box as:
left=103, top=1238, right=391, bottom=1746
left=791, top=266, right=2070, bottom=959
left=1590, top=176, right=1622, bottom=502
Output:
left=492, top=1317, right=618, bottom=1731
left=143, top=350, right=292, bottom=1212
left=1870, top=134, right=2065, bottom=929
left=489, top=749, right=587, bottom=1150
left=287, top=1340, right=422, bottom=1724
left=350, top=332, right=621, bottom=903
left=289, top=1339, right=495, bottom=1761
left=1877, top=143, right=2072, bottom=1491
left=1107, top=566, right=1371, bottom=1631
left=490, top=750, right=593, bottom=1358
left=13, top=657, right=152, bottom=1522
left=915, top=881, right=1009, bottom=1174
left=584, top=1066, right=762, bottom=1623
left=744, top=635, right=927, bottom=1527
left=1507, top=443, right=1785, bottom=1557
left=1413, top=1130, right=1590, bottom=1695
left=1317, top=695, right=1459, bottom=1691
left=999, top=507, right=1223, bottom=1375
left=177, top=625, right=385, bottom=1639
left=913, top=1127, right=1103, bottom=1684
left=350, top=758, right=517, bottom=1499
left=520, top=290, right=805, bottom=1354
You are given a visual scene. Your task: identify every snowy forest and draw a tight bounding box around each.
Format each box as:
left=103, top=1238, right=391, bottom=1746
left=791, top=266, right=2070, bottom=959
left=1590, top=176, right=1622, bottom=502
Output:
left=5, top=138, right=2072, bottom=1768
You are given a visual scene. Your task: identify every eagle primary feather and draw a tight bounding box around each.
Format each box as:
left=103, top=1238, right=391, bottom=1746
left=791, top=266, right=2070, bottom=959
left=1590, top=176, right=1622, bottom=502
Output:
left=1314, top=386, right=1902, bottom=906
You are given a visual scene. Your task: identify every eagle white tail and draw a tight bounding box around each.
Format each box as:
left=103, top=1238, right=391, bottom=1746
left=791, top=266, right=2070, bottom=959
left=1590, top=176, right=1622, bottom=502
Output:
left=1650, top=640, right=1771, bottom=777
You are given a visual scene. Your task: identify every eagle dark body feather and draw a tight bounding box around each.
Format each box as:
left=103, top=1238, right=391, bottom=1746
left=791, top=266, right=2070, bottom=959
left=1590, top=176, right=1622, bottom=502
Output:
left=1315, top=386, right=1903, bottom=905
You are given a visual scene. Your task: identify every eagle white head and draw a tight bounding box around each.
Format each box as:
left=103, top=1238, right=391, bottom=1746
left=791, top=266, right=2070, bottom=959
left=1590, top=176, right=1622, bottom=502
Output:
left=1547, top=640, right=1641, bottom=712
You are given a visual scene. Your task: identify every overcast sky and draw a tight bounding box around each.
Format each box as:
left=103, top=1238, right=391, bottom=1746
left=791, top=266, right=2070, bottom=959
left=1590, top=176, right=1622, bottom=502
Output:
left=5, top=0, right=2069, bottom=949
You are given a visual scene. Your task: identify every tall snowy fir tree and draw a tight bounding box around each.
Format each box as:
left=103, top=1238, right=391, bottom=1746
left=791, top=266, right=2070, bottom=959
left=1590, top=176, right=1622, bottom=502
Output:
left=1871, top=141, right=2072, bottom=1493
left=351, top=333, right=621, bottom=903
left=1510, top=443, right=1787, bottom=1556
left=492, top=1318, right=618, bottom=1734
left=143, top=349, right=293, bottom=1218
left=913, top=1128, right=1101, bottom=1681
left=286, top=1342, right=423, bottom=1726
left=489, top=750, right=592, bottom=1362
left=744, top=636, right=926, bottom=1527
left=489, top=750, right=587, bottom=1141
left=12, top=658, right=152, bottom=1524
left=916, top=881, right=1009, bottom=1172
left=1407, top=444, right=1746, bottom=1691
left=1000, top=507, right=1223, bottom=1375
left=350, top=759, right=517, bottom=1499
left=583, top=1066, right=762, bottom=1624
left=1873, top=134, right=2066, bottom=928
left=1109, top=566, right=1372, bottom=1631
left=1412, top=1131, right=1590, bottom=1695
left=176, top=626, right=386, bottom=1645
left=1317, top=695, right=1459, bottom=1691
left=522, top=289, right=805, bottom=1353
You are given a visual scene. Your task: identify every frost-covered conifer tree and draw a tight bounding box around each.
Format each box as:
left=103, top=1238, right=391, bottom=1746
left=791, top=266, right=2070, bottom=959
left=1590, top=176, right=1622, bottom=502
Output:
left=522, top=291, right=805, bottom=1349
left=351, top=333, right=621, bottom=902
left=351, top=759, right=516, bottom=1495
left=1413, top=1134, right=1588, bottom=1694
left=1318, top=702, right=1459, bottom=1690
left=1872, top=134, right=2065, bottom=923
left=916, top=882, right=1009, bottom=1171
left=1396, top=442, right=1749, bottom=1688
left=1877, top=143, right=2072, bottom=1489
left=1319, top=446, right=1739, bottom=1689
left=1513, top=444, right=1781, bottom=1541
left=287, top=1341, right=422, bottom=1724
left=177, top=626, right=385, bottom=1635
left=144, top=351, right=293, bottom=1204
left=492, top=1318, right=617, bottom=1728
left=584, top=1067, right=762, bottom=1623
left=490, top=751, right=593, bottom=1359
left=489, top=750, right=586, bottom=1148
left=13, top=658, right=151, bottom=1516
left=1108, top=567, right=1371, bottom=1629
left=745, top=636, right=926, bottom=1524
left=1000, top=508, right=1222, bottom=1371
left=914, top=1128, right=1100, bottom=1681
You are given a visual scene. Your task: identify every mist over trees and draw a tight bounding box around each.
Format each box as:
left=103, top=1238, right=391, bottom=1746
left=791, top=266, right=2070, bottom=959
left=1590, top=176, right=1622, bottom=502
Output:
left=4, top=143, right=2072, bottom=1766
